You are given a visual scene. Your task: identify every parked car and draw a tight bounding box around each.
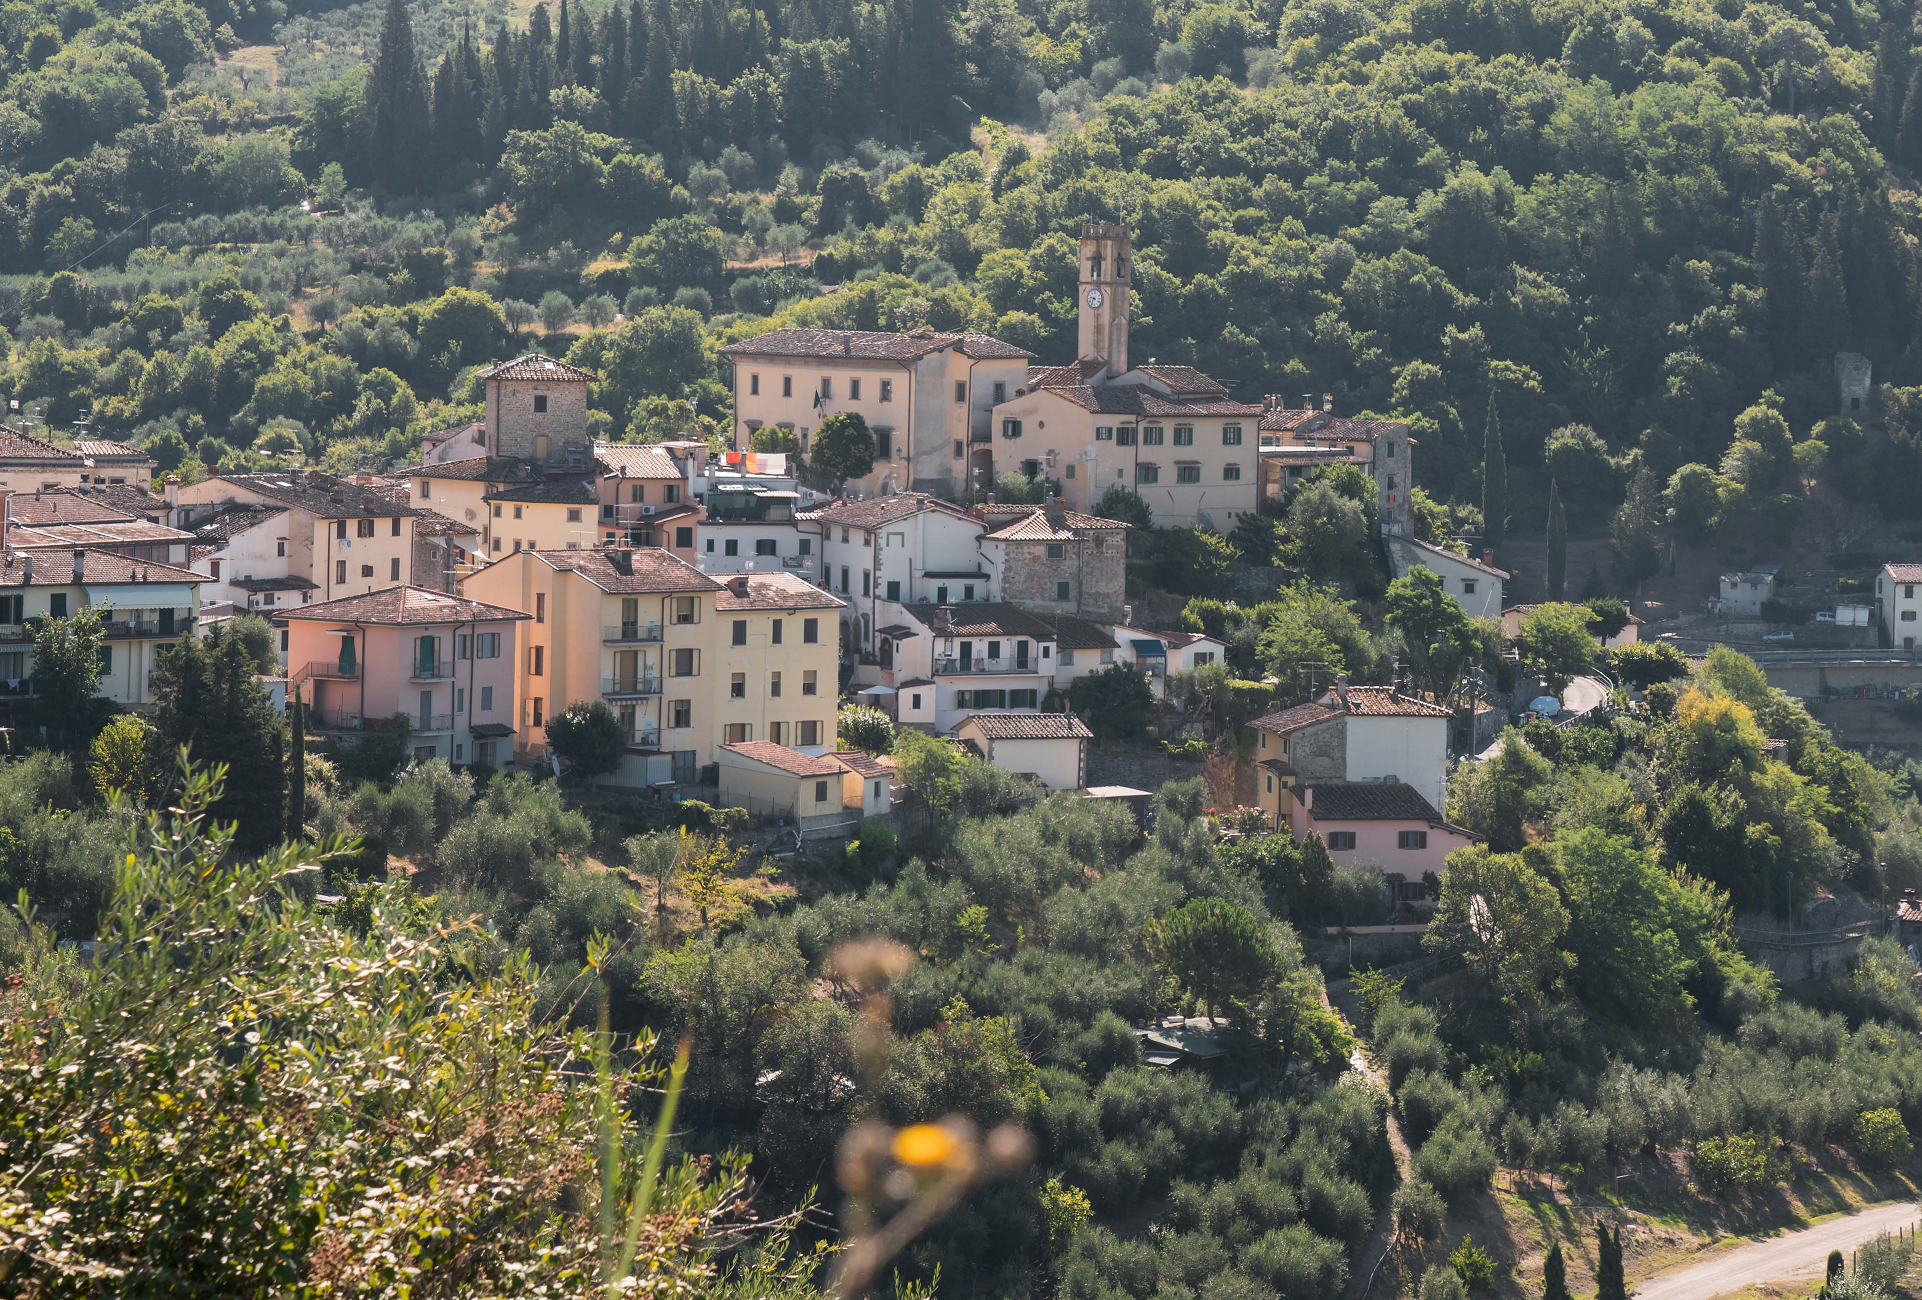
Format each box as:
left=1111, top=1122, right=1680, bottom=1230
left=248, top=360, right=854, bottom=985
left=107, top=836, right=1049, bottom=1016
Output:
left=1763, top=629, right=1796, bottom=641
left=1815, top=610, right=1836, bottom=623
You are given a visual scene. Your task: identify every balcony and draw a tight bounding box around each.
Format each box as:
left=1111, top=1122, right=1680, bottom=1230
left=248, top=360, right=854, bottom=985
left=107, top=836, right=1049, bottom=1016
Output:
left=311, top=710, right=454, bottom=733
left=626, top=724, right=663, bottom=750
left=101, top=618, right=189, bottom=638
left=603, top=621, right=663, bottom=644
left=934, top=656, right=1038, bottom=676
left=302, top=661, right=358, bottom=680
left=409, top=659, right=456, bottom=680
left=603, top=674, right=662, bottom=697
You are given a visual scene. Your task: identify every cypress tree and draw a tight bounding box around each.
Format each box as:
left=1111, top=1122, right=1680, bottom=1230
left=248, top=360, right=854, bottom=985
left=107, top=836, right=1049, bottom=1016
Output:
left=554, top=0, right=572, bottom=83
left=362, top=0, right=430, bottom=192
left=1873, top=22, right=1908, bottom=150
left=1595, top=1224, right=1627, bottom=1300
left=1542, top=1240, right=1571, bottom=1300
left=1546, top=478, right=1567, bottom=601
left=625, top=0, right=675, bottom=143
left=1807, top=211, right=1852, bottom=361
left=1482, top=390, right=1506, bottom=554
left=571, top=6, right=596, bottom=92
left=1901, top=65, right=1922, bottom=171
left=598, top=4, right=627, bottom=100
left=287, top=684, right=305, bottom=843
left=526, top=3, right=555, bottom=122
left=1753, top=193, right=1810, bottom=367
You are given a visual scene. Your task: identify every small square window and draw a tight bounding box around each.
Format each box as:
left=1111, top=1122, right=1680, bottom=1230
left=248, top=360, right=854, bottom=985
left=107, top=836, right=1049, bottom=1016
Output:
left=1176, top=465, right=1201, bottom=483
left=533, top=394, right=548, bottom=413
left=1223, top=464, right=1241, bottom=481
left=1462, top=580, right=1477, bottom=596
left=1327, top=832, right=1356, bottom=850
left=1399, top=830, right=1428, bottom=849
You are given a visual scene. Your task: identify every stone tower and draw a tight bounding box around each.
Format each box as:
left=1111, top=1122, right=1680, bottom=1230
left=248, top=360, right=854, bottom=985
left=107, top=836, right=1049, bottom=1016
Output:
left=1077, top=223, right=1131, bottom=377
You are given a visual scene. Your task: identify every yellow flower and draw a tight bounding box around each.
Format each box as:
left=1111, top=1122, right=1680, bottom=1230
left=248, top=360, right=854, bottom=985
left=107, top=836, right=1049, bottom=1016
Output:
left=892, top=1124, right=959, bottom=1169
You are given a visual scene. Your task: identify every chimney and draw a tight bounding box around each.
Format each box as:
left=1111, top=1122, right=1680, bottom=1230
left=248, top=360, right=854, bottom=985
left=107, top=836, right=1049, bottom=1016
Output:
left=1483, top=549, right=1494, bottom=567
left=72, top=549, right=84, bottom=581
left=20, top=555, right=29, bottom=583
left=355, top=470, right=374, bottom=486
left=1300, top=393, right=1313, bottom=410
left=613, top=548, right=633, bottom=575
left=1334, top=672, right=1350, bottom=710
left=727, top=574, right=750, bottom=598
left=163, top=476, right=178, bottom=509
left=0, top=491, right=10, bottom=556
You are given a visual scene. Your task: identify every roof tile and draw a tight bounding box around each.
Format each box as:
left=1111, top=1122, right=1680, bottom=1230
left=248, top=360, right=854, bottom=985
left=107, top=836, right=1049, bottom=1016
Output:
left=476, top=354, right=596, bottom=382
left=718, top=328, right=1031, bottom=362
left=957, top=711, right=1093, bottom=740
left=720, top=741, right=846, bottom=776
left=282, top=584, right=530, bottom=625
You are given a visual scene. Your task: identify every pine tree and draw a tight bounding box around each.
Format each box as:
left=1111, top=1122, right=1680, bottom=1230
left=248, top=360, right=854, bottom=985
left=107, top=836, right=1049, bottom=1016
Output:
left=1595, top=1224, right=1627, bottom=1300
left=1873, top=22, right=1909, bottom=150
left=1543, top=1240, right=1571, bottom=1300
left=362, top=0, right=430, bottom=192
left=1546, top=478, right=1567, bottom=601
left=1482, top=390, right=1506, bottom=554
left=1753, top=193, right=1811, bottom=367
left=1901, top=65, right=1922, bottom=171
left=287, top=684, right=305, bottom=843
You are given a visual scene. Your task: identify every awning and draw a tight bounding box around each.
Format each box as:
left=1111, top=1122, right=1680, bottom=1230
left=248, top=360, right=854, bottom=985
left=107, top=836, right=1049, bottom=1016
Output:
left=469, top=722, right=513, bottom=738
left=1131, top=638, right=1167, bottom=657
left=858, top=684, right=897, bottom=696
left=874, top=624, right=913, bottom=638
left=86, top=583, right=196, bottom=608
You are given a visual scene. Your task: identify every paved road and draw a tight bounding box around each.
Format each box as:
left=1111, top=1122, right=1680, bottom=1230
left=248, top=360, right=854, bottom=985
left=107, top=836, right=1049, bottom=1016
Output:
left=1562, top=675, right=1609, bottom=718
left=1633, top=1201, right=1920, bottom=1300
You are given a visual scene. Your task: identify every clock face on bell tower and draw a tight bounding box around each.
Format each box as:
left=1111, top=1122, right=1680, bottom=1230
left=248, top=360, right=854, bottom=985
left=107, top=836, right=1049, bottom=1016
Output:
left=1086, top=288, right=1104, bottom=308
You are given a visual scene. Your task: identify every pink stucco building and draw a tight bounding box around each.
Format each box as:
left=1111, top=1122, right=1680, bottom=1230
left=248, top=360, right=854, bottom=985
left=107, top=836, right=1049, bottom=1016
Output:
left=284, top=585, right=529, bottom=768
left=1287, top=782, right=1479, bottom=899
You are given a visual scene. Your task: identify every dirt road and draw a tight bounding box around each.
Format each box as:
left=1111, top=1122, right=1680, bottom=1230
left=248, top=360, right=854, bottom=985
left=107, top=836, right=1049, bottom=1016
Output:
left=1633, top=1200, right=1919, bottom=1300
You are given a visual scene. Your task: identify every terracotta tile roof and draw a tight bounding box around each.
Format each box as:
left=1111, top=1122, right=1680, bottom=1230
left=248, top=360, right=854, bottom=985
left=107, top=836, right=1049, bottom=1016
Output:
left=483, top=476, right=598, bottom=504
left=73, top=439, right=152, bottom=462
left=1884, top=563, right=1922, bottom=582
left=282, top=584, right=529, bottom=625
left=713, top=572, right=843, bottom=611
left=836, top=750, right=895, bottom=779
left=0, top=427, right=84, bottom=464
left=957, top=711, right=1093, bottom=740
left=1133, top=365, right=1231, bottom=398
left=1406, top=536, right=1510, bottom=579
left=1051, top=615, right=1118, bottom=650
left=6, top=490, right=140, bottom=526
left=1339, top=686, right=1453, bottom=717
left=719, top=328, right=1032, bottom=362
left=978, top=504, right=1131, bottom=542
left=214, top=472, right=419, bottom=519
left=1027, top=359, right=1109, bottom=387
left=0, top=549, right=201, bottom=587
left=720, top=741, right=846, bottom=776
left=69, top=484, right=166, bottom=517
left=903, top=602, right=1056, bottom=638
left=407, top=456, right=540, bottom=484
left=10, top=520, right=191, bottom=548
left=812, top=493, right=970, bottom=529
left=594, top=443, right=686, bottom=480
left=476, top=354, right=595, bottom=381
left=516, top=546, right=722, bottom=594
left=1024, top=384, right=1261, bottom=418
left=189, top=502, right=285, bottom=543
left=1257, top=407, right=1407, bottom=440
left=413, top=509, right=479, bottom=538
left=1251, top=701, right=1340, bottom=735
left=1305, top=782, right=1446, bottom=822
left=423, top=421, right=483, bottom=446
left=233, top=575, right=318, bottom=592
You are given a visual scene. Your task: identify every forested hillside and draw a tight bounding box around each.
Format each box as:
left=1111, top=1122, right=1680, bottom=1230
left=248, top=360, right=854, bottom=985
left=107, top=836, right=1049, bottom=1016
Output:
left=6, top=0, right=1922, bottom=522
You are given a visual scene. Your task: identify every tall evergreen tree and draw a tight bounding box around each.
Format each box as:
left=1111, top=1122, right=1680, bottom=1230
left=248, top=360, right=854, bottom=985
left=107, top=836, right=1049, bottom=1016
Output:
left=1752, top=193, right=1810, bottom=367
left=1542, top=1240, right=1571, bottom=1300
left=1806, top=211, right=1853, bottom=360
left=1595, top=1224, right=1627, bottom=1300
left=362, top=0, right=430, bottom=192
left=1900, top=65, right=1922, bottom=171
left=625, top=0, right=675, bottom=142
left=151, top=625, right=286, bottom=856
left=526, top=3, right=555, bottom=122
left=554, top=0, right=573, bottom=83
left=287, top=684, right=305, bottom=843
left=598, top=4, right=627, bottom=101
left=1873, top=22, right=1908, bottom=150
left=1482, top=391, right=1506, bottom=554
left=1546, top=478, right=1567, bottom=601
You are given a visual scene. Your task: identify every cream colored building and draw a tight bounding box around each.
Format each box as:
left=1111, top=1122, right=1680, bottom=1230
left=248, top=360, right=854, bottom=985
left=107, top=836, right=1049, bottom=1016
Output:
left=710, top=570, right=844, bottom=757
left=716, top=741, right=859, bottom=833
left=953, top=711, right=1091, bottom=790
left=175, top=470, right=420, bottom=606
left=717, top=328, right=1033, bottom=499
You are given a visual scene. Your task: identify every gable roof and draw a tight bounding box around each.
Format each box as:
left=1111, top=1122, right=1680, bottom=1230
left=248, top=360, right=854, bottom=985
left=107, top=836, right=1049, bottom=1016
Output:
left=73, top=439, right=153, bottom=463
left=718, top=328, right=1032, bottom=362
left=476, top=354, right=595, bottom=382
left=1885, top=563, right=1922, bottom=583
left=6, top=490, right=140, bottom=526
left=956, top=711, right=1093, bottom=740
left=483, top=476, right=598, bottom=505
left=1250, top=700, right=1339, bottom=735
left=713, top=572, right=843, bottom=611
left=837, top=750, right=895, bottom=779
left=1051, top=614, right=1119, bottom=650
left=407, top=456, right=536, bottom=484
left=720, top=741, right=846, bottom=776
left=1132, top=365, right=1230, bottom=398
left=1405, top=535, right=1510, bottom=579
left=902, top=601, right=1056, bottom=638
left=594, top=443, right=686, bottom=480
left=0, top=549, right=201, bottom=587
left=1023, top=381, right=1262, bottom=419
left=1338, top=686, right=1453, bottom=717
left=811, top=493, right=970, bottom=530
left=1305, top=782, right=1447, bottom=822
left=423, top=421, right=484, bottom=447
left=1257, top=407, right=1408, bottom=441
left=10, top=520, right=191, bottom=549
left=413, top=508, right=479, bottom=538
left=188, top=501, right=286, bottom=544
left=517, top=546, right=723, bottom=594
left=212, top=472, right=419, bottom=519
left=0, top=427, right=85, bottom=464
left=978, top=504, right=1131, bottom=542
left=282, top=585, right=529, bottom=625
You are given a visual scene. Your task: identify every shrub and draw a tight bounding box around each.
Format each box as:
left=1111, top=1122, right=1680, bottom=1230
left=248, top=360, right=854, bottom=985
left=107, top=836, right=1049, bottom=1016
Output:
left=1692, top=1132, right=1790, bottom=1190
left=1382, top=1026, right=1446, bottom=1091
left=1397, top=1068, right=1463, bottom=1146
left=1449, top=1237, right=1496, bottom=1290
left=1351, top=968, right=1406, bottom=1034
left=1415, top=1111, right=1498, bottom=1200
left=1420, top=1263, right=1468, bottom=1300
left=1393, top=1178, right=1445, bottom=1242
left=838, top=704, right=896, bottom=754
left=1853, top=1108, right=1912, bottom=1170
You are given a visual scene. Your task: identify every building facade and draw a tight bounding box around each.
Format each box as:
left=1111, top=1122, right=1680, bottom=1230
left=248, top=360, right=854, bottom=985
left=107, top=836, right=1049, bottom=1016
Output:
left=176, top=471, right=420, bottom=607
left=1879, top=563, right=1922, bottom=649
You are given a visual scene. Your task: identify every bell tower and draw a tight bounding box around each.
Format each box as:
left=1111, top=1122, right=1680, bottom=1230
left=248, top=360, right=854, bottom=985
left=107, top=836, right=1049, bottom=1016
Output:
left=1077, top=223, right=1131, bottom=377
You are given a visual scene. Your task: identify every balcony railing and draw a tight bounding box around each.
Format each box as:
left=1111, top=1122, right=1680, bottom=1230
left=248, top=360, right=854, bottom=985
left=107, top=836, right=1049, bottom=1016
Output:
left=303, top=661, right=358, bottom=680
left=626, top=724, right=662, bottom=749
left=101, top=618, right=190, bottom=638
left=781, top=555, right=813, bottom=570
left=934, top=657, right=1037, bottom=676
left=311, top=710, right=454, bottom=733
left=603, top=675, right=662, bottom=697
left=603, top=621, right=663, bottom=643
left=409, top=659, right=456, bottom=680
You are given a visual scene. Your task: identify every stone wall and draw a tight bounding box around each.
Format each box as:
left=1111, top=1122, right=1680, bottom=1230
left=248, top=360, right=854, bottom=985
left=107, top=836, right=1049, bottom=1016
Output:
left=999, top=529, right=1127, bottom=623
left=1288, top=716, right=1347, bottom=784
left=486, top=378, right=590, bottom=465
